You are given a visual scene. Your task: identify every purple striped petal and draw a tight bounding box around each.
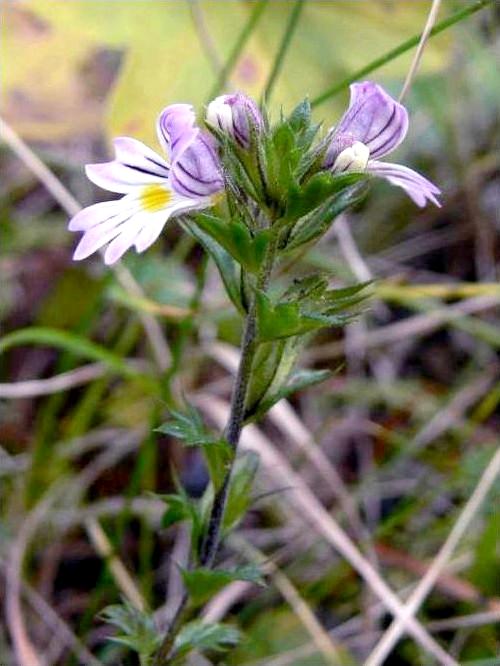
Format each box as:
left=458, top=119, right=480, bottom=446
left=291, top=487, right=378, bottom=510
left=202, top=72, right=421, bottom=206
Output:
left=85, top=138, right=170, bottom=194
left=70, top=188, right=200, bottom=264
left=170, top=131, right=223, bottom=199
left=157, top=104, right=198, bottom=161
left=206, top=92, right=263, bottom=148
left=368, top=160, right=441, bottom=208
left=332, top=81, right=409, bottom=160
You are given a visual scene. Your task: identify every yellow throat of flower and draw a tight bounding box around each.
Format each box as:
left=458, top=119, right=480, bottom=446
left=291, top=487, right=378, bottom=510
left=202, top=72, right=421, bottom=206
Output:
left=140, top=185, right=172, bottom=212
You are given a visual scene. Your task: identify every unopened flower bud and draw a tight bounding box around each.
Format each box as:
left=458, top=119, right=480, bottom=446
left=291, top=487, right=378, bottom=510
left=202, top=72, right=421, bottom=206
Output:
left=206, top=92, right=263, bottom=148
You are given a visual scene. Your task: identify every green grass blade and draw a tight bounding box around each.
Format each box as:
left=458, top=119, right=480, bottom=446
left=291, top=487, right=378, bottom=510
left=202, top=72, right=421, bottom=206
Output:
left=311, top=0, right=494, bottom=108
left=206, top=0, right=269, bottom=102
left=261, top=0, right=305, bottom=104
left=0, top=326, right=144, bottom=379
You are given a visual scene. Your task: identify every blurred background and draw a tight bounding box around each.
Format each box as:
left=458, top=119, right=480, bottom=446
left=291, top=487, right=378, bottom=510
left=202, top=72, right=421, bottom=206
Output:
left=1, top=1, right=499, bottom=664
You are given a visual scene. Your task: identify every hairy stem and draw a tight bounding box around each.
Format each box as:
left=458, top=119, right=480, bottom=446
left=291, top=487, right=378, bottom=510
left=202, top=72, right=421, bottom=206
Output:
left=201, top=230, right=277, bottom=567
left=153, top=233, right=278, bottom=664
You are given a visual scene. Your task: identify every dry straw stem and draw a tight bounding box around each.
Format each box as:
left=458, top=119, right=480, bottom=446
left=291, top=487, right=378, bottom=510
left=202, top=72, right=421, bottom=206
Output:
left=365, top=445, right=500, bottom=666
left=202, top=580, right=254, bottom=624
left=247, top=553, right=478, bottom=666
left=409, top=371, right=497, bottom=454
left=0, top=116, right=171, bottom=371
left=5, top=485, right=67, bottom=666
left=306, top=294, right=500, bottom=362
left=84, top=517, right=146, bottom=612
left=232, top=535, right=344, bottom=666
left=4, top=434, right=145, bottom=662
left=194, top=394, right=458, bottom=666
left=399, top=0, right=443, bottom=102
left=0, top=361, right=147, bottom=399
left=334, top=215, right=373, bottom=283
left=0, top=556, right=101, bottom=666
left=426, top=609, right=500, bottom=633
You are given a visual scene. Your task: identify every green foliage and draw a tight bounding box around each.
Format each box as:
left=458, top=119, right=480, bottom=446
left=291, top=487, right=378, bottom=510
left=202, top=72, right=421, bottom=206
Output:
left=156, top=404, right=217, bottom=446
left=249, top=368, right=333, bottom=422
left=256, top=292, right=317, bottom=340
left=180, top=218, right=244, bottom=313
left=285, top=172, right=365, bottom=222
left=160, top=493, right=197, bottom=529
left=286, top=180, right=369, bottom=250
left=100, top=600, right=160, bottom=664
left=245, top=334, right=315, bottom=420
left=255, top=278, right=370, bottom=342
left=181, top=564, right=265, bottom=605
left=469, top=511, right=499, bottom=596
left=264, top=122, right=300, bottom=208
left=287, top=98, right=312, bottom=133
left=194, top=213, right=271, bottom=274
left=203, top=440, right=236, bottom=492
left=0, top=326, right=149, bottom=382
left=173, top=621, right=241, bottom=657
left=156, top=405, right=234, bottom=490
left=244, top=339, right=288, bottom=415
left=223, top=451, right=260, bottom=533
left=157, top=485, right=205, bottom=556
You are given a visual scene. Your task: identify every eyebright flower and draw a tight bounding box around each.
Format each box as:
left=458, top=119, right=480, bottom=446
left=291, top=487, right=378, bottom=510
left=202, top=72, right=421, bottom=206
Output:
left=324, top=81, right=441, bottom=208
left=206, top=92, right=263, bottom=149
left=69, top=104, right=224, bottom=265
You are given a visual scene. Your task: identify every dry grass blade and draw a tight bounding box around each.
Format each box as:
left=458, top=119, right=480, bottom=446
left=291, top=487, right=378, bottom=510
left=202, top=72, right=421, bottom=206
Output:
left=5, top=486, right=66, bottom=666
left=232, top=535, right=345, bottom=665
left=0, top=361, right=147, bottom=398
left=427, top=609, right=500, bottom=633
left=0, top=556, right=102, bottom=666
left=194, top=394, right=458, bottom=666
left=365, top=446, right=500, bottom=666
left=307, top=295, right=500, bottom=362
left=202, top=580, right=254, bottom=624
left=84, top=517, right=146, bottom=612
left=399, top=0, right=443, bottom=102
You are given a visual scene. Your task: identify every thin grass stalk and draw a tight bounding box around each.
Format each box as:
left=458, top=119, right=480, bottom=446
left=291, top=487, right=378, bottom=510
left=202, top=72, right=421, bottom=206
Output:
left=206, top=0, right=269, bottom=102
left=311, top=0, right=494, bottom=108
left=260, top=0, right=305, bottom=104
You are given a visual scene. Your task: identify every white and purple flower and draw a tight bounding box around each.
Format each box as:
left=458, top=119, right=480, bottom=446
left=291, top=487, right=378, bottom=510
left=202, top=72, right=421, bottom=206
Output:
left=69, top=104, right=224, bottom=265
left=324, top=81, right=441, bottom=208
left=206, top=92, right=263, bottom=149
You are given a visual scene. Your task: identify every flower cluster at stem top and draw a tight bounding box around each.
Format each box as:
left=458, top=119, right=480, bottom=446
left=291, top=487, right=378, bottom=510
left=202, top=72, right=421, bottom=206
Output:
left=69, top=82, right=441, bottom=265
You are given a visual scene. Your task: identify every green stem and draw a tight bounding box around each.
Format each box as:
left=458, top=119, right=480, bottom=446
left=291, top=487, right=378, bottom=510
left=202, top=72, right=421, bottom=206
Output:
left=152, top=233, right=278, bottom=665
left=311, top=0, right=494, bottom=108
left=261, top=0, right=305, bottom=105
left=200, top=231, right=278, bottom=567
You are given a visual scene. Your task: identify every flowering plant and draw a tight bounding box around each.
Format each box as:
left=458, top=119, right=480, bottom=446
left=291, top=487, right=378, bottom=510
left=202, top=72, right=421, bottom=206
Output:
left=70, top=82, right=439, bottom=664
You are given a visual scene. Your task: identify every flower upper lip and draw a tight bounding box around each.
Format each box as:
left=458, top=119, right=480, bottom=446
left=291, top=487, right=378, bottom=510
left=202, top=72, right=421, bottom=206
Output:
left=69, top=104, right=223, bottom=265
left=325, top=81, right=441, bottom=208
